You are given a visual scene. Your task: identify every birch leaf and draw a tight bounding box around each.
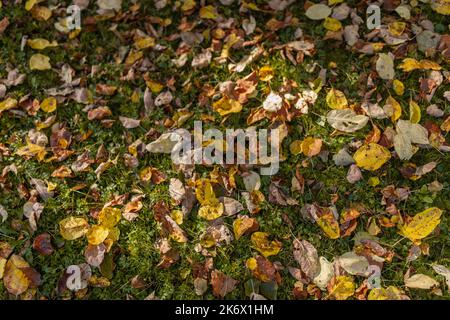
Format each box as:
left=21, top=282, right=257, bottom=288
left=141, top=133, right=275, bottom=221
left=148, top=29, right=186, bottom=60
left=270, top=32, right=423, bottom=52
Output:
left=399, top=207, right=443, bottom=242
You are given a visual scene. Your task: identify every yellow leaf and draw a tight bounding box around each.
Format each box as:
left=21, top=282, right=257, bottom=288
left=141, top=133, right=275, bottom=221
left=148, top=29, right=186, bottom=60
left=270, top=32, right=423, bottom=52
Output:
left=398, top=58, right=441, bottom=72
left=199, top=5, right=218, bottom=19
left=29, top=54, right=51, bottom=70
left=431, top=0, right=450, bottom=15
left=27, top=38, right=58, bottom=50
left=399, top=207, right=443, bottom=242
left=31, top=5, right=52, bottom=21
left=171, top=210, right=184, bottom=225
left=181, top=0, right=196, bottom=11
left=409, top=100, right=421, bottom=124
left=323, top=17, right=342, bottom=31
left=300, top=137, right=322, bottom=157
left=106, top=226, right=120, bottom=242
left=198, top=203, right=224, bottom=220
left=0, top=257, right=6, bottom=280
left=368, top=286, right=405, bottom=300
left=134, top=37, right=155, bottom=50
left=329, top=0, right=344, bottom=4
left=87, top=225, right=109, bottom=245
left=386, top=96, right=402, bottom=122
left=233, top=215, right=258, bottom=240
left=16, top=141, right=47, bottom=161
left=40, top=97, right=57, bottom=113
left=258, top=65, right=274, bottom=82
left=326, top=88, right=348, bottom=109
left=328, top=276, right=355, bottom=300
left=368, top=176, right=380, bottom=187
left=398, top=58, right=421, bottom=72
left=419, top=60, right=441, bottom=70
left=25, top=0, right=40, bottom=11
left=3, top=255, right=30, bottom=295
left=125, top=50, right=143, bottom=65
left=146, top=80, right=164, bottom=93
left=98, top=207, right=121, bottom=228
left=212, top=97, right=242, bottom=116
left=388, top=21, right=406, bottom=36
left=59, top=216, right=89, bottom=240
left=393, top=79, right=404, bottom=96
left=0, top=98, right=18, bottom=113
left=316, top=209, right=340, bottom=239
left=251, top=232, right=282, bottom=257
left=353, top=143, right=391, bottom=171
left=289, top=140, right=303, bottom=155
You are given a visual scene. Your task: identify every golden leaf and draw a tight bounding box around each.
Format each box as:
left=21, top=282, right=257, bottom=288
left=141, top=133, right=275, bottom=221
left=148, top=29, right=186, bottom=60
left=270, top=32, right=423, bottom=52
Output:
left=328, top=276, right=355, bottom=300
left=323, top=17, right=342, bottom=31
left=3, top=255, right=30, bottom=296
left=86, top=225, right=109, bottom=245
left=409, top=100, right=421, bottom=124
left=198, top=203, right=224, bottom=220
left=98, top=207, right=121, bottom=228
left=40, top=97, right=57, bottom=113
left=251, top=232, right=282, bottom=257
left=316, top=209, right=340, bottom=239
left=134, top=37, right=155, bottom=50
left=399, top=207, right=443, bottom=242
left=300, top=137, right=322, bottom=157
left=181, top=0, right=196, bottom=11
left=393, top=79, right=404, bottom=96
left=258, top=65, right=274, bottom=82
left=0, top=98, right=18, bottom=113
left=386, top=96, right=402, bottom=122
left=27, top=38, right=58, bottom=50
left=212, top=97, right=242, bottom=116
left=199, top=5, right=218, bottom=19
left=233, top=215, right=259, bottom=240
left=326, top=88, right=348, bottom=109
left=59, top=216, right=89, bottom=240
left=388, top=21, right=406, bottom=36
left=29, top=54, right=51, bottom=70
left=353, top=143, right=391, bottom=171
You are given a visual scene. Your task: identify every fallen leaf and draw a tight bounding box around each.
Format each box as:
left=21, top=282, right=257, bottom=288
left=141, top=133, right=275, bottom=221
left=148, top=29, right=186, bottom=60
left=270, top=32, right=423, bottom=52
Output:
left=399, top=207, right=443, bottom=242
left=59, top=216, right=89, bottom=240
left=353, top=143, right=391, bottom=171
left=29, top=54, right=51, bottom=70
left=251, top=232, right=282, bottom=258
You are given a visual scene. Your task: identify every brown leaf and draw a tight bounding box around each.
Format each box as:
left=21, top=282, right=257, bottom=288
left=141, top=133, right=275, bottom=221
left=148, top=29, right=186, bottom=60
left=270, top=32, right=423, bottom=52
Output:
left=293, top=238, right=320, bottom=280
left=32, top=233, right=54, bottom=256
left=210, top=270, right=238, bottom=298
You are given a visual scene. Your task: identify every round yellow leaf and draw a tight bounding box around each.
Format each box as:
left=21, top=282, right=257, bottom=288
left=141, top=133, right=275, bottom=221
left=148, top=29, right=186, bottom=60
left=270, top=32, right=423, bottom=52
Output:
left=29, top=54, right=51, bottom=70
left=353, top=143, right=391, bottom=171
left=326, top=88, right=348, bottom=109
left=87, top=225, right=109, bottom=245
left=323, top=17, right=342, bottom=31
left=198, top=203, right=224, bottom=220
left=40, top=97, right=57, bottom=113
left=258, top=66, right=274, bottom=82
left=98, top=207, right=121, bottom=228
